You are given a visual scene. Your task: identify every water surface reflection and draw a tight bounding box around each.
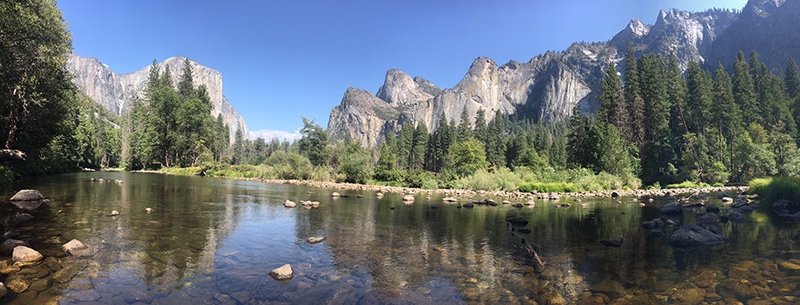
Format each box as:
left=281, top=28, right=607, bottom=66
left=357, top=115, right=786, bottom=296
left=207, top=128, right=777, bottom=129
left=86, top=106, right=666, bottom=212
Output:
left=1, top=172, right=798, bottom=304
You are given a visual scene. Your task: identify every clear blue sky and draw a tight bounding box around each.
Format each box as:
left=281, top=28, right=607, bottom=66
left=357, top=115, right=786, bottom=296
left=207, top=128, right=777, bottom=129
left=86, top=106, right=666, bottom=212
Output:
left=58, top=0, right=748, bottom=141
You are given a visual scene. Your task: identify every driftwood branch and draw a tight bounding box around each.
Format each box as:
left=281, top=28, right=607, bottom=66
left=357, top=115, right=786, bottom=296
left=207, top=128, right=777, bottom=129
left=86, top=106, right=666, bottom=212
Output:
left=507, top=222, right=545, bottom=268
left=0, top=149, right=26, bottom=161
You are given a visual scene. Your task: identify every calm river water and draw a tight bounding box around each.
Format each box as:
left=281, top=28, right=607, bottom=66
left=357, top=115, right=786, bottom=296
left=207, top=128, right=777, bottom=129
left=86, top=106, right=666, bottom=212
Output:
left=1, top=172, right=799, bottom=304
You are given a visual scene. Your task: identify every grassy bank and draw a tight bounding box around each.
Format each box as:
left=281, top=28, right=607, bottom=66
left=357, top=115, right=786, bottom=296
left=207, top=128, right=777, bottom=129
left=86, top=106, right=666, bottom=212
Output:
left=748, top=177, right=800, bottom=204
left=159, top=163, right=644, bottom=193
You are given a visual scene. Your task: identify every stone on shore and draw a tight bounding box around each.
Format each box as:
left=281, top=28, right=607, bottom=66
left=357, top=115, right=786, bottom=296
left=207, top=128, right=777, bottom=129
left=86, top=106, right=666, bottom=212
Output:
left=307, top=237, right=325, bottom=244
left=10, top=189, right=43, bottom=201
left=269, top=264, right=293, bottom=280
left=12, top=246, right=43, bottom=263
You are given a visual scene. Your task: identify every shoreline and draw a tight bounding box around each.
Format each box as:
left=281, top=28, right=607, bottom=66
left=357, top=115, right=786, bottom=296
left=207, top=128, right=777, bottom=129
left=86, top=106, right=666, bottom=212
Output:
left=132, top=169, right=749, bottom=200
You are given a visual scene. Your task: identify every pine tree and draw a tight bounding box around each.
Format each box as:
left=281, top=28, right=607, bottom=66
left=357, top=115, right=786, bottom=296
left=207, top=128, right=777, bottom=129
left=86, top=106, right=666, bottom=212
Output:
left=485, top=110, right=507, bottom=168
left=733, top=51, right=758, bottom=125
left=685, top=61, right=713, bottom=134
left=665, top=54, right=687, bottom=168
left=408, top=121, right=429, bottom=170
left=623, top=43, right=645, bottom=148
left=456, top=105, right=472, bottom=142
left=297, top=117, right=328, bottom=167
left=713, top=63, right=740, bottom=169
left=785, top=59, right=800, bottom=138
left=598, top=62, right=626, bottom=131
left=473, top=108, right=487, bottom=144
left=566, top=106, right=590, bottom=168
left=638, top=53, right=675, bottom=184
left=396, top=123, right=414, bottom=170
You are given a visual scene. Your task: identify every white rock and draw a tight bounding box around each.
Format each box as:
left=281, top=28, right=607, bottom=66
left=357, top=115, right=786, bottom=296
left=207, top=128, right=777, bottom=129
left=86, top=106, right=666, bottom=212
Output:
left=307, top=237, right=325, bottom=244
left=331, top=192, right=340, bottom=197
left=284, top=200, right=296, bottom=208
left=12, top=246, right=43, bottom=263
left=10, top=190, right=43, bottom=201
left=62, top=239, right=87, bottom=253
left=110, top=210, right=120, bottom=216
left=269, top=264, right=293, bottom=280
left=403, top=195, right=415, bottom=201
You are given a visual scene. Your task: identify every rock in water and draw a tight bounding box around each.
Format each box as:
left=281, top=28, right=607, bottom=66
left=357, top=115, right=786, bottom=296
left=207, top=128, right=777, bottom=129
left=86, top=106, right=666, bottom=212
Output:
left=62, top=239, right=95, bottom=257
left=284, top=200, right=296, bottom=208
left=331, top=192, right=340, bottom=198
left=269, top=264, right=293, bottom=280
left=506, top=216, right=529, bottom=226
left=12, top=246, right=43, bottom=263
left=668, top=223, right=727, bottom=248
left=0, top=239, right=29, bottom=255
left=307, top=237, right=325, bottom=244
left=600, top=235, right=623, bottom=247
left=10, top=189, right=43, bottom=201
left=403, top=195, right=415, bottom=202
left=659, top=202, right=683, bottom=214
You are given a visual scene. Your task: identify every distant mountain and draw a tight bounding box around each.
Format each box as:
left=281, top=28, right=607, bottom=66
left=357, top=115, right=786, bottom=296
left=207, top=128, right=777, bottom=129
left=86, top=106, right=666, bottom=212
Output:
left=67, top=54, right=248, bottom=142
left=328, top=0, right=797, bottom=147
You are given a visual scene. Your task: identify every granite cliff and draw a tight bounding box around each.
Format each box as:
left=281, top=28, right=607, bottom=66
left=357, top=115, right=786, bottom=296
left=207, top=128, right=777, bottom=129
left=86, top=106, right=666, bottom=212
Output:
left=329, top=0, right=794, bottom=147
left=67, top=54, right=248, bottom=142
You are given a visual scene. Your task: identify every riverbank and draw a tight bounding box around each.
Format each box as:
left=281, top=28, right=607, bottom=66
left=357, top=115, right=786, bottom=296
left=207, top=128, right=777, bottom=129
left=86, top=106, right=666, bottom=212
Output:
left=146, top=168, right=748, bottom=201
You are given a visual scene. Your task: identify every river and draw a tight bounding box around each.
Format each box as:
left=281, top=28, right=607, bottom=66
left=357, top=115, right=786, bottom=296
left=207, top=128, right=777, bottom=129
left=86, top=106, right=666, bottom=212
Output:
left=1, top=172, right=799, bottom=304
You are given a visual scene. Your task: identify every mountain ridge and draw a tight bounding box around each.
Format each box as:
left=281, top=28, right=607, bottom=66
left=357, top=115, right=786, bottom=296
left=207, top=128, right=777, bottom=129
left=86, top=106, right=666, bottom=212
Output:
left=328, top=0, right=795, bottom=147
left=67, top=54, right=248, bottom=142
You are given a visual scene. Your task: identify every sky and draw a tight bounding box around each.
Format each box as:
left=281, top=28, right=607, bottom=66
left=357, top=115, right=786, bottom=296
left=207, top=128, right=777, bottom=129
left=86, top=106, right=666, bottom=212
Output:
left=58, top=0, right=748, bottom=141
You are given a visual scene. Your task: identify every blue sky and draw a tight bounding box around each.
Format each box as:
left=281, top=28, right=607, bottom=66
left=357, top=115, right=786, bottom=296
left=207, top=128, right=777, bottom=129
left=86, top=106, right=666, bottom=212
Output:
left=58, top=0, right=748, bottom=141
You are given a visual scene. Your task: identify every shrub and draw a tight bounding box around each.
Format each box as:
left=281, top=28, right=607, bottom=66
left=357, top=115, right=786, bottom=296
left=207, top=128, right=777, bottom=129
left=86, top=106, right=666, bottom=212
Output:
left=405, top=170, right=438, bottom=189
left=518, top=182, right=577, bottom=193
left=749, top=177, right=800, bottom=204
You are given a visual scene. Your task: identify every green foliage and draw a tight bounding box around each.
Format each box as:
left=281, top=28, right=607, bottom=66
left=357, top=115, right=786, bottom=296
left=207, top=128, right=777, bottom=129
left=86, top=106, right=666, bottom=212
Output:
left=447, top=137, right=489, bottom=177
left=665, top=180, right=711, bottom=189
left=264, top=151, right=313, bottom=180
left=298, top=117, right=329, bottom=167
left=0, top=0, right=81, bottom=174
left=404, top=170, right=438, bottom=189
left=453, top=168, right=519, bottom=191
left=518, top=182, right=577, bottom=193
left=748, top=176, right=800, bottom=204
left=337, top=141, right=372, bottom=183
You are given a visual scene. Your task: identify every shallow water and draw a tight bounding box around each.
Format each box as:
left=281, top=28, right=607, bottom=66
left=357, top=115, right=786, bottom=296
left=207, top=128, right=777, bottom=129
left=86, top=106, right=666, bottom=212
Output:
left=1, top=172, right=799, bottom=304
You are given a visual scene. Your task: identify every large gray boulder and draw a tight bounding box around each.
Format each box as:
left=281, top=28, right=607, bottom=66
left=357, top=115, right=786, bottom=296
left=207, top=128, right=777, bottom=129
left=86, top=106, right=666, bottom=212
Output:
left=668, top=223, right=727, bottom=248
left=12, top=246, right=43, bottom=263
left=659, top=202, right=683, bottom=214
left=10, top=189, right=43, bottom=201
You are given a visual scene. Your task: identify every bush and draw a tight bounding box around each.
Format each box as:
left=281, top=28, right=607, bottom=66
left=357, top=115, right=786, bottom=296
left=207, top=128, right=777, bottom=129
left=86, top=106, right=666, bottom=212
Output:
left=404, top=170, right=439, bottom=189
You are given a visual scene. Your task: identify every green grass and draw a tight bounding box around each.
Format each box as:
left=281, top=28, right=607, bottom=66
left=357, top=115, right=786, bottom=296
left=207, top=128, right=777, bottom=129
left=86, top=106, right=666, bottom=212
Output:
left=748, top=177, right=800, bottom=204
left=518, top=182, right=577, bottom=193
left=665, top=180, right=711, bottom=189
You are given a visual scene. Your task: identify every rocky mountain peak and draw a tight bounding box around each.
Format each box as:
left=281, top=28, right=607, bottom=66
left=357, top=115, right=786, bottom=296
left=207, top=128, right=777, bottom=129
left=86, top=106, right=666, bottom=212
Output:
left=744, top=0, right=786, bottom=18
left=376, top=69, right=433, bottom=107
left=67, top=54, right=248, bottom=143
left=455, top=57, right=499, bottom=94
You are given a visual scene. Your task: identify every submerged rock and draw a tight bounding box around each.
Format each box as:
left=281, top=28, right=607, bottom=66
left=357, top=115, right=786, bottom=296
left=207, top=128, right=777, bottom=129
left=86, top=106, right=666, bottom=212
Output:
left=773, top=199, right=800, bottom=215
left=590, top=279, right=626, bottom=299
left=506, top=216, right=529, bottom=226
left=269, top=264, right=293, bottom=280
left=668, top=223, right=727, bottom=248
left=659, top=202, right=683, bottom=214
left=0, top=239, right=29, bottom=255
left=599, top=235, right=623, bottom=247
left=307, top=237, right=325, bottom=244
left=12, top=246, right=43, bottom=263
left=639, top=218, right=664, bottom=230
left=10, top=189, right=43, bottom=201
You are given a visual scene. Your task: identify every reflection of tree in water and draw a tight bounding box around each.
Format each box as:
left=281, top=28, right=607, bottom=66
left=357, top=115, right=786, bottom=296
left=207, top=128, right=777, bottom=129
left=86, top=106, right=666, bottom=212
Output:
left=25, top=172, right=247, bottom=289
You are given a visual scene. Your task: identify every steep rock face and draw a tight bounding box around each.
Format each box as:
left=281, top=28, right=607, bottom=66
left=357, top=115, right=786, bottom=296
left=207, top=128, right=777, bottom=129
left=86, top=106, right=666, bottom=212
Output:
left=707, top=0, right=800, bottom=70
left=328, top=88, right=401, bottom=147
left=67, top=54, right=248, bottom=142
left=328, top=1, right=799, bottom=147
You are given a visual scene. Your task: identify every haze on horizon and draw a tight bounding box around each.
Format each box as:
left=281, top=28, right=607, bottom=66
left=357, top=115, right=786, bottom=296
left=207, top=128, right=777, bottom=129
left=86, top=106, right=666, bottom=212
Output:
left=58, top=0, right=747, bottom=142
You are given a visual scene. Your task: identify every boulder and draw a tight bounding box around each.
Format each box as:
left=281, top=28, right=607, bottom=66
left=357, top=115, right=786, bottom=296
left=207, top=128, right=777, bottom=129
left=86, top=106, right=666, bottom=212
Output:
left=517, top=228, right=532, bottom=234
left=727, top=211, right=746, bottom=223
left=599, top=235, right=623, bottom=247
left=721, top=197, right=734, bottom=204
left=442, top=197, right=458, bottom=203
left=284, top=200, right=296, bottom=208
left=462, top=202, right=474, bottom=208
left=0, top=239, right=30, bottom=255
left=731, top=201, right=748, bottom=209
left=402, top=195, right=415, bottom=201
left=772, top=199, right=800, bottom=215
left=10, top=189, right=43, bottom=201
left=62, top=239, right=86, bottom=253
left=659, top=202, right=683, bottom=214
left=11, top=200, right=42, bottom=211
left=639, top=218, right=664, bottom=230
left=506, top=216, right=529, bottom=226
left=0, top=282, right=6, bottom=298
left=52, top=261, right=88, bottom=283
left=670, top=288, right=705, bottom=304
left=705, top=205, right=720, bottom=214
left=269, top=264, right=293, bottom=280
left=668, top=223, right=727, bottom=248
left=12, top=246, right=43, bottom=263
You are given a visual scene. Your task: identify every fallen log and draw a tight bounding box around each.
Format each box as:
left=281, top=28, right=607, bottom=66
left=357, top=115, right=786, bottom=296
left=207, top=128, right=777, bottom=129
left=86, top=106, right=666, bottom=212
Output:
left=0, top=149, right=26, bottom=161
left=507, top=222, right=545, bottom=269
